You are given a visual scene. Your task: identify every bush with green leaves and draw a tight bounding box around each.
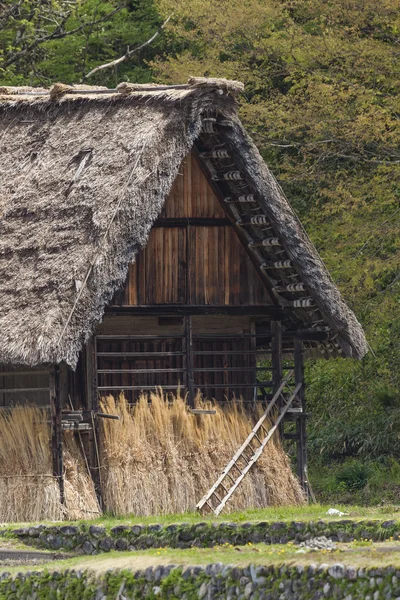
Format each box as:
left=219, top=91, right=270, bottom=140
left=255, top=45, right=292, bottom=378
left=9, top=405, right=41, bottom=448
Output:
left=335, top=462, right=370, bottom=491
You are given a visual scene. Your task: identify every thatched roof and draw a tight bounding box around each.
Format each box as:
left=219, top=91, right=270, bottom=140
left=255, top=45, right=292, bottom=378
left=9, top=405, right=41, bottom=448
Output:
left=0, top=78, right=367, bottom=367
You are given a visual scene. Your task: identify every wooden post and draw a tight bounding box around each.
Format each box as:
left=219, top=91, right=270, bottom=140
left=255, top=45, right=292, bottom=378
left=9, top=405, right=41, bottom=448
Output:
left=184, top=220, right=195, bottom=406
left=271, top=320, right=283, bottom=439
left=92, top=336, right=99, bottom=413
left=250, top=321, right=257, bottom=407
left=49, top=365, right=64, bottom=505
left=271, top=320, right=283, bottom=394
left=86, top=337, right=103, bottom=508
left=294, top=339, right=308, bottom=497
left=85, top=343, right=93, bottom=412
left=185, top=315, right=195, bottom=407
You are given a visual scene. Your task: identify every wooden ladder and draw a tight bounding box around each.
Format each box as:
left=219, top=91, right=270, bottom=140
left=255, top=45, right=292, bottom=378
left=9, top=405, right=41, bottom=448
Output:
left=196, top=370, right=302, bottom=515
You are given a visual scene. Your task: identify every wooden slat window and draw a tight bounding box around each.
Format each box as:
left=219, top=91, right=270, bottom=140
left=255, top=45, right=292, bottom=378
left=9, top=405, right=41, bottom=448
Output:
left=0, top=365, right=50, bottom=407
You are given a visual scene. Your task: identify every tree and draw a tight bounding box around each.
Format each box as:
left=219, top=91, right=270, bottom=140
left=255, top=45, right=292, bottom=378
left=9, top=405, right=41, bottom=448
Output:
left=152, top=0, right=400, bottom=306
left=151, top=0, right=400, bottom=475
left=0, top=0, right=167, bottom=86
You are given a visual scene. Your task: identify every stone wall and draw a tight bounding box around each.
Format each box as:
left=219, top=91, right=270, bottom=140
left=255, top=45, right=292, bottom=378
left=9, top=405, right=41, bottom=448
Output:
left=2, top=519, right=398, bottom=555
left=1, top=563, right=400, bottom=599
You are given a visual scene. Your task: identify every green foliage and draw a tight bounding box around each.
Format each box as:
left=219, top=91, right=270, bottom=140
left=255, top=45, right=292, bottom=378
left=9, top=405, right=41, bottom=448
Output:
left=163, top=0, right=400, bottom=496
left=0, top=0, right=167, bottom=86
left=151, top=2, right=400, bottom=485
left=310, top=457, right=400, bottom=504
left=305, top=317, right=400, bottom=463
left=336, top=462, right=370, bottom=491
left=375, top=386, right=400, bottom=409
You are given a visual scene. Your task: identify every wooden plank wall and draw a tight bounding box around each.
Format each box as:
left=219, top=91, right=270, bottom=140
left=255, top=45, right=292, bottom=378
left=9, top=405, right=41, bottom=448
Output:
left=0, top=365, right=49, bottom=406
left=95, top=315, right=257, bottom=402
left=159, top=152, right=226, bottom=218
left=113, top=152, right=270, bottom=307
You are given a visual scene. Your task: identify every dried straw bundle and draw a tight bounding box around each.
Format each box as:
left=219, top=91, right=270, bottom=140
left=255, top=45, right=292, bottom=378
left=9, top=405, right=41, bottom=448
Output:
left=0, top=406, right=99, bottom=522
left=99, top=390, right=304, bottom=516
left=63, top=433, right=101, bottom=520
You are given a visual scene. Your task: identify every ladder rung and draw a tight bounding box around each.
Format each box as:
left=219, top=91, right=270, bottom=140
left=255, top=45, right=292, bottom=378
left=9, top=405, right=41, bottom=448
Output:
left=254, top=433, right=263, bottom=445
left=237, top=215, right=269, bottom=226
left=275, top=283, right=306, bottom=293
left=212, top=491, right=223, bottom=504
left=226, top=472, right=236, bottom=484
left=196, top=372, right=301, bottom=515
left=292, top=298, right=315, bottom=308
left=212, top=170, right=242, bottom=181
left=200, top=149, right=230, bottom=159
left=240, top=453, right=250, bottom=465
left=262, top=260, right=293, bottom=269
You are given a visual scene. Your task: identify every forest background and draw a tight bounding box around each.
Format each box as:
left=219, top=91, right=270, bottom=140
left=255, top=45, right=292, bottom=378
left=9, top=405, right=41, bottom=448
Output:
left=1, top=0, right=400, bottom=503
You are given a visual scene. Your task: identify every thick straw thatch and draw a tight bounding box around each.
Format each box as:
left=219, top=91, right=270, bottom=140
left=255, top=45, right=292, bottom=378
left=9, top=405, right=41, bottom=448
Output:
left=0, top=78, right=367, bottom=367
left=0, top=393, right=304, bottom=521
left=99, top=391, right=305, bottom=515
left=0, top=406, right=100, bottom=522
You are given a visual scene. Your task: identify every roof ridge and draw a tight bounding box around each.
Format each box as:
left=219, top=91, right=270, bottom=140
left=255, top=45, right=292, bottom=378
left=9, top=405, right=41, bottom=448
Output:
left=0, top=77, right=244, bottom=99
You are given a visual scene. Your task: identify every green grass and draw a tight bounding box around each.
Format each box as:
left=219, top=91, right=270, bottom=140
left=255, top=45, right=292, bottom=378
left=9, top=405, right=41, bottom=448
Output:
left=5, top=540, right=400, bottom=575
left=4, top=503, right=400, bottom=530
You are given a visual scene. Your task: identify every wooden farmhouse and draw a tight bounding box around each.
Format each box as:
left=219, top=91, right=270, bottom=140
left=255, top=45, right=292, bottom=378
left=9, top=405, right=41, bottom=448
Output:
left=0, top=77, right=367, bottom=504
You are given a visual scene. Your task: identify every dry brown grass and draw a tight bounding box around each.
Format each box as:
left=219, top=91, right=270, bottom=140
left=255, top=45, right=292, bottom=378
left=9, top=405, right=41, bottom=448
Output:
left=0, top=406, right=99, bottom=522
left=0, top=392, right=304, bottom=522
left=99, top=390, right=305, bottom=516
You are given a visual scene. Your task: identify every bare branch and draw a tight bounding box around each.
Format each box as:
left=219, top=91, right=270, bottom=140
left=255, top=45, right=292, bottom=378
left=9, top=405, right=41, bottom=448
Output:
left=0, top=0, right=23, bottom=25
left=335, top=154, right=400, bottom=164
left=2, top=5, right=126, bottom=69
left=83, top=13, right=173, bottom=80
left=252, top=132, right=400, bottom=165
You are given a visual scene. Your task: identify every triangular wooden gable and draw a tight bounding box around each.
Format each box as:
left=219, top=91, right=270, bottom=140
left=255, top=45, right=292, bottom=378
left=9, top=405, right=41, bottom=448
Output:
left=114, top=152, right=271, bottom=306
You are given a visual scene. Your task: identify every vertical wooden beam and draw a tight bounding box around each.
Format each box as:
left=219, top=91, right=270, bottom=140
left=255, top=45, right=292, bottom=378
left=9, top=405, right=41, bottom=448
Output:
left=250, top=321, right=257, bottom=407
left=271, top=321, right=283, bottom=393
left=186, top=223, right=192, bottom=305
left=185, top=315, right=195, bottom=407
left=294, top=339, right=308, bottom=497
left=85, top=342, right=93, bottom=411
left=49, top=364, right=64, bottom=505
left=92, top=336, right=99, bottom=413
left=271, top=320, right=283, bottom=438
left=59, top=362, right=69, bottom=410
left=184, top=218, right=193, bottom=404
left=86, top=337, right=103, bottom=508
left=182, top=321, right=188, bottom=394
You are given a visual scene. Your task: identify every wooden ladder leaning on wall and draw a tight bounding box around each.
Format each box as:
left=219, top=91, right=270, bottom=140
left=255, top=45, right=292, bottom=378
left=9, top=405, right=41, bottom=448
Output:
left=196, top=370, right=302, bottom=516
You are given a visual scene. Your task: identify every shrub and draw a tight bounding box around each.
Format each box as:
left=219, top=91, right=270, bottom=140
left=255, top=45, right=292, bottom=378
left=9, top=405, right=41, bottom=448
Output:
left=335, top=462, right=370, bottom=491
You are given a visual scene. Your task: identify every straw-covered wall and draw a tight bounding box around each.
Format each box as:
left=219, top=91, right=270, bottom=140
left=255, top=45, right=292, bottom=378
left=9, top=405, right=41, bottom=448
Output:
left=0, top=406, right=100, bottom=522
left=0, top=394, right=303, bottom=522
left=99, top=391, right=304, bottom=515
